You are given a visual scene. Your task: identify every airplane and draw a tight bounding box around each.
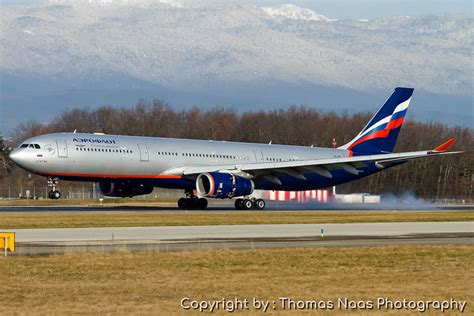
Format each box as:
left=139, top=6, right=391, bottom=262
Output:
left=9, top=87, right=460, bottom=210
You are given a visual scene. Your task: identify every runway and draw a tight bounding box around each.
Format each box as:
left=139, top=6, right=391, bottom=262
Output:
left=4, top=222, right=473, bottom=255
left=0, top=203, right=472, bottom=212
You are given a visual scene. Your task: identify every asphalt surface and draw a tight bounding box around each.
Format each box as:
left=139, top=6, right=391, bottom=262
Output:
left=5, top=222, right=473, bottom=242
left=4, top=222, right=473, bottom=256
left=0, top=203, right=473, bottom=212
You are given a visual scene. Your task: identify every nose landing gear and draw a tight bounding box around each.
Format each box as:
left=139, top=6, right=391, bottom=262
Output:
left=47, top=177, right=61, bottom=200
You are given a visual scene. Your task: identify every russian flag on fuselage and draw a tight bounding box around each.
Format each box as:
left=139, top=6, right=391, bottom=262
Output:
left=340, top=87, right=414, bottom=155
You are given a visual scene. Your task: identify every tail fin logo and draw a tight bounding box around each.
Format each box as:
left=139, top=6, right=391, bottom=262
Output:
left=340, top=87, right=414, bottom=155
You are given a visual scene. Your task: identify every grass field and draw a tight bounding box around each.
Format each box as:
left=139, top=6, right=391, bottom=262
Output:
left=0, top=210, right=473, bottom=229
left=0, top=245, right=472, bottom=315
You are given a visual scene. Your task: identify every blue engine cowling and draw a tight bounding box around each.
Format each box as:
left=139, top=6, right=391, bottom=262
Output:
left=196, top=172, right=255, bottom=199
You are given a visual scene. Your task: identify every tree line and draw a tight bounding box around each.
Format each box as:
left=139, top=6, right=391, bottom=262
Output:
left=1, top=99, right=472, bottom=200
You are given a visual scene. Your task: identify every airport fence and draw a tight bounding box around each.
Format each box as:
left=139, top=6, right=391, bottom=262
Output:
left=0, top=184, right=182, bottom=200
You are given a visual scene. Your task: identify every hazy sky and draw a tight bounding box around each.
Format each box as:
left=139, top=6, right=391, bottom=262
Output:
left=1, top=0, right=471, bottom=19
left=304, top=0, right=471, bottom=19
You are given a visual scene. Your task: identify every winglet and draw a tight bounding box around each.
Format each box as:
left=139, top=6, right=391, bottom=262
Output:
left=433, top=138, right=457, bottom=152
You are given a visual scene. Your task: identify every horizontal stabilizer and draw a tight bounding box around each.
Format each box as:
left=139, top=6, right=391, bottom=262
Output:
left=433, top=138, right=457, bottom=152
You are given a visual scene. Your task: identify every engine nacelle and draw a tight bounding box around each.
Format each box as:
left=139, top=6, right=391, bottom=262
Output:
left=98, top=182, right=153, bottom=198
left=196, top=172, right=254, bottom=199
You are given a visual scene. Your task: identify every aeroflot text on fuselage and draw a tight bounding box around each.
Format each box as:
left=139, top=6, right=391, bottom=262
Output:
left=73, top=138, right=116, bottom=144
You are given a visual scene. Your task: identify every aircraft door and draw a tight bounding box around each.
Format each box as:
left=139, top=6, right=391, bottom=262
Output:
left=56, top=139, right=68, bottom=158
left=138, top=144, right=149, bottom=162
left=253, top=150, right=264, bottom=163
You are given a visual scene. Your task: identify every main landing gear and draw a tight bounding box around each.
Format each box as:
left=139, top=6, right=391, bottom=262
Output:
left=234, top=198, right=266, bottom=210
left=47, top=177, right=61, bottom=200
left=178, top=190, right=208, bottom=210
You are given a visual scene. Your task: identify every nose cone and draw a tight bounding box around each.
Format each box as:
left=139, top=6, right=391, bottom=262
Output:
left=9, top=149, right=26, bottom=166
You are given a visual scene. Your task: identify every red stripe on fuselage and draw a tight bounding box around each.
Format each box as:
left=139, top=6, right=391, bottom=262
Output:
left=40, top=172, right=182, bottom=179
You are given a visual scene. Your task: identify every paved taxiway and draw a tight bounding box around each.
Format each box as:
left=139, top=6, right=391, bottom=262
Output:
left=6, top=222, right=473, bottom=242
left=4, top=222, right=473, bottom=255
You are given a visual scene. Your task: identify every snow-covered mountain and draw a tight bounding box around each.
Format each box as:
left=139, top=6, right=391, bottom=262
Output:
left=0, top=0, right=472, bottom=130
left=262, top=4, right=331, bottom=22
left=49, top=0, right=185, bottom=7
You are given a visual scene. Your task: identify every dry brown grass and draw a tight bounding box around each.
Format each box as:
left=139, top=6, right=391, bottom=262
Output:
left=0, top=210, right=473, bottom=229
left=0, top=245, right=472, bottom=315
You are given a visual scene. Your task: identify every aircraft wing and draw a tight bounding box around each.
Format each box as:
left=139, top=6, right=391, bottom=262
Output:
left=164, top=138, right=461, bottom=182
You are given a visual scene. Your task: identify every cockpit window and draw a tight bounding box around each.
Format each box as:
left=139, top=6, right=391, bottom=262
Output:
left=19, top=143, right=41, bottom=149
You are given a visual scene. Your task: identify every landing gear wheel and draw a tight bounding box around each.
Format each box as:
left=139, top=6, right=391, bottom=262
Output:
left=198, top=198, right=208, bottom=210
left=178, top=197, right=208, bottom=210
left=49, top=190, right=61, bottom=200
left=178, top=198, right=187, bottom=209
left=235, top=198, right=244, bottom=210
left=243, top=199, right=254, bottom=210
left=53, top=190, right=61, bottom=199
left=255, top=199, right=265, bottom=210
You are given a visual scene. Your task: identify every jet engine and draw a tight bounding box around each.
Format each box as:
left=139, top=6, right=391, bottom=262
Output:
left=196, top=172, right=254, bottom=199
left=98, top=182, right=153, bottom=198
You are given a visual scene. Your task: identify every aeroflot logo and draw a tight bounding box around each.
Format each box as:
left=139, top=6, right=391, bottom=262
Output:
left=73, top=138, right=116, bottom=144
